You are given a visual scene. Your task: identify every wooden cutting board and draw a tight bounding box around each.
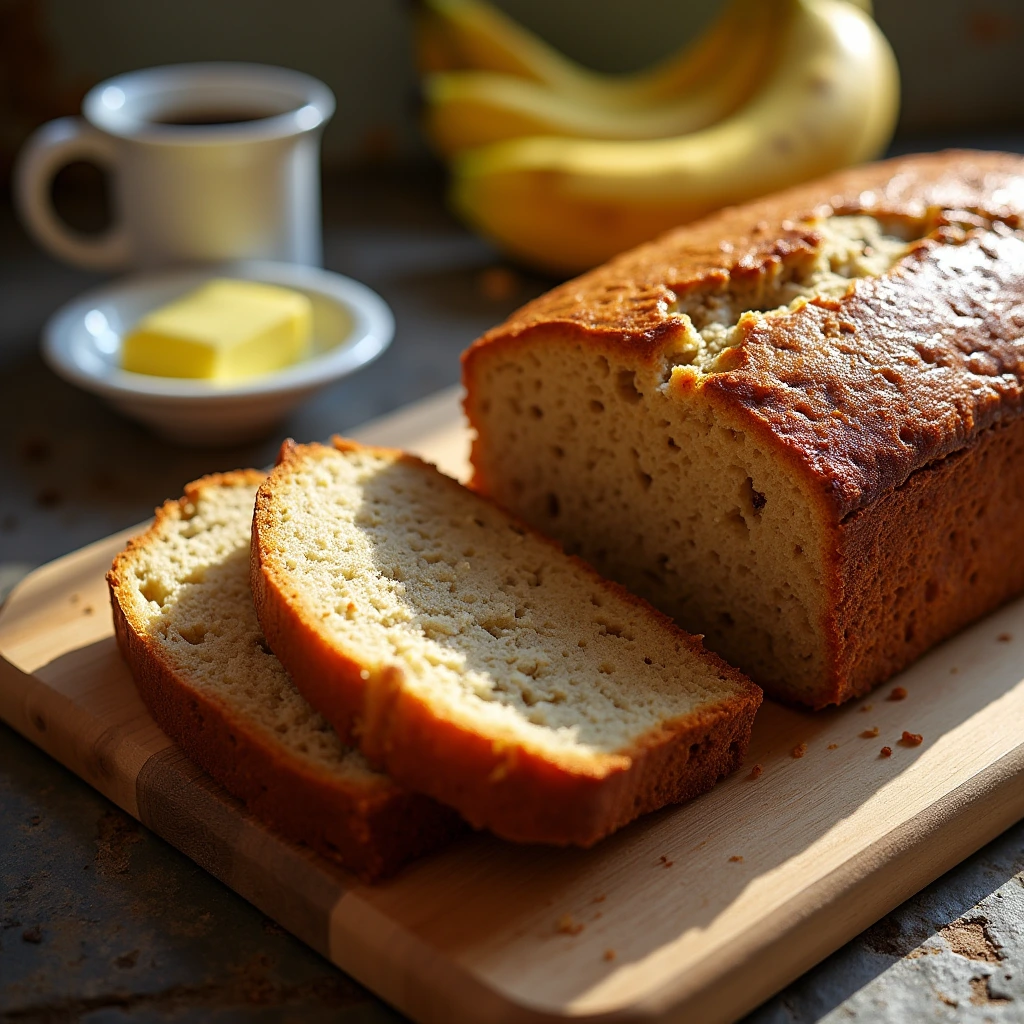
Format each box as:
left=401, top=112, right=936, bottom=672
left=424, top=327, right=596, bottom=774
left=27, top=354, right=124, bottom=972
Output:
left=2, top=385, right=1024, bottom=1024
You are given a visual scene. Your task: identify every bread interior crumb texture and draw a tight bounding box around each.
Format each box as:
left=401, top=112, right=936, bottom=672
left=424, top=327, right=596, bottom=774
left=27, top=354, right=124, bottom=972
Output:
left=467, top=215, right=918, bottom=701
left=262, top=447, right=744, bottom=763
left=123, top=478, right=384, bottom=784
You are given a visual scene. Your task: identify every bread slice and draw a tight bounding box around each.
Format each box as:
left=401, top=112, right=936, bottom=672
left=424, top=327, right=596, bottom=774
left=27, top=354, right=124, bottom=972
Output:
left=250, top=438, right=761, bottom=846
left=107, top=471, right=462, bottom=881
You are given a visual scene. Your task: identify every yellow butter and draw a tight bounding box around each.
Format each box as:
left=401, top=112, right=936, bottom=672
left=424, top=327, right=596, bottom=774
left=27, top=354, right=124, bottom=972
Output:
left=122, top=279, right=312, bottom=381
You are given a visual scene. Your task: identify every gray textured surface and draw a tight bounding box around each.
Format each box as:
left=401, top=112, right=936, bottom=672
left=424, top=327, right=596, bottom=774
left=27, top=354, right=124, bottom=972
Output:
left=2, top=156, right=1024, bottom=1023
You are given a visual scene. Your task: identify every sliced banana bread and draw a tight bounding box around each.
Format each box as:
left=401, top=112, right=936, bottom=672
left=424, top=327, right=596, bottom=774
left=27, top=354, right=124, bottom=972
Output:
left=462, top=150, right=1024, bottom=708
left=250, top=438, right=761, bottom=847
left=107, top=471, right=461, bottom=881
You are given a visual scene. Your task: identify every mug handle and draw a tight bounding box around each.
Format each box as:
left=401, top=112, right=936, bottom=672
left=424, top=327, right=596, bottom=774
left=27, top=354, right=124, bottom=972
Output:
left=14, top=117, right=131, bottom=270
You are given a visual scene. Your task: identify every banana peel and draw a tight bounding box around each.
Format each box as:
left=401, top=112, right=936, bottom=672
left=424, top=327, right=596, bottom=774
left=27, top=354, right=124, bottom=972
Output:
left=450, top=0, right=899, bottom=274
left=422, top=0, right=785, bottom=157
left=416, top=0, right=782, bottom=110
left=416, top=0, right=873, bottom=108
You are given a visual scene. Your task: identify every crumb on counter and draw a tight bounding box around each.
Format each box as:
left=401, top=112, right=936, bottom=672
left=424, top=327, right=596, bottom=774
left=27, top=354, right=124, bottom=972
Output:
left=880, top=746, right=892, bottom=758
left=729, top=855, right=744, bottom=863
left=593, top=894, right=606, bottom=904
left=827, top=743, right=838, bottom=750
left=997, top=633, right=1012, bottom=643
left=477, top=266, right=521, bottom=302
left=901, top=731, right=923, bottom=746
left=861, top=726, right=879, bottom=738
left=658, top=855, right=674, bottom=868
left=603, top=949, right=616, bottom=961
left=748, top=763, right=763, bottom=779
left=556, top=914, right=584, bottom=936
left=888, top=686, right=908, bottom=701
left=791, top=742, right=807, bottom=758
left=950, top=666, right=959, bottom=674
left=859, top=704, right=873, bottom=713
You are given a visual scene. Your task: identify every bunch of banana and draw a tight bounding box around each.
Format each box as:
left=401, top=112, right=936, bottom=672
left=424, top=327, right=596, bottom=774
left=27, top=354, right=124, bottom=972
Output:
left=416, top=0, right=899, bottom=274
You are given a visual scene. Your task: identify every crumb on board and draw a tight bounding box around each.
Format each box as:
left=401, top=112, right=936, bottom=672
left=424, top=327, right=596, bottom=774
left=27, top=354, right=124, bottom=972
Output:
left=859, top=704, right=873, bottom=713
left=603, top=949, right=616, bottom=961
left=729, top=855, right=744, bottom=863
left=748, top=763, right=763, bottom=779
left=791, top=742, right=807, bottom=758
left=593, top=894, right=606, bottom=904
left=83, top=606, right=94, bottom=615
left=861, top=726, right=880, bottom=738
left=827, top=743, right=838, bottom=750
left=901, top=731, right=923, bottom=746
left=556, top=914, right=584, bottom=936
left=997, top=633, right=1012, bottom=643
left=888, top=686, right=908, bottom=701
left=950, top=666, right=959, bottom=674
left=658, top=855, right=674, bottom=868
left=880, top=746, right=892, bottom=758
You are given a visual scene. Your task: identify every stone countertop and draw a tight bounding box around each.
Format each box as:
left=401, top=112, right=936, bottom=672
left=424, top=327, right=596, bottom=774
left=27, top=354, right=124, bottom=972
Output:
left=2, top=153, right=1023, bottom=1024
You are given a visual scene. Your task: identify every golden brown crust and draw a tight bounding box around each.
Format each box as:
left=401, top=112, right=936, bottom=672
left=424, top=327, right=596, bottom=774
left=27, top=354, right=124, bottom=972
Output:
left=108, top=471, right=462, bottom=882
left=463, top=150, right=1024, bottom=519
left=821, top=413, right=1024, bottom=707
left=250, top=438, right=762, bottom=846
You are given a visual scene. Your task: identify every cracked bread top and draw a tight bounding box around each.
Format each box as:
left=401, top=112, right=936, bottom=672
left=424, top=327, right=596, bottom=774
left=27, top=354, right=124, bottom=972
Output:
left=463, top=150, right=1024, bottom=519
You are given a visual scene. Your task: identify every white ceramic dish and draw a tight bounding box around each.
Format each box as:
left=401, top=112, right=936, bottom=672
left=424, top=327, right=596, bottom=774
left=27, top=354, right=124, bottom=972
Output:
left=42, top=261, right=394, bottom=444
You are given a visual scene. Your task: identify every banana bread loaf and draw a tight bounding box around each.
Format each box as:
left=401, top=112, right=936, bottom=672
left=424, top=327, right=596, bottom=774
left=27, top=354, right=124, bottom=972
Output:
left=250, top=438, right=760, bottom=846
left=463, top=149, right=1024, bottom=708
left=108, top=472, right=462, bottom=880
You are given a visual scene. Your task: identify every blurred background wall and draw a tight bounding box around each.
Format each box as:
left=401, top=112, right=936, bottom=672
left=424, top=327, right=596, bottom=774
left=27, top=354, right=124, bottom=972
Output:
left=1, top=0, right=1022, bottom=174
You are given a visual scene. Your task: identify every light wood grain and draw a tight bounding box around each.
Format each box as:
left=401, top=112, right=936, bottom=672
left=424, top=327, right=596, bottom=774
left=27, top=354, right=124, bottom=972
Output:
left=1, top=386, right=1023, bottom=1024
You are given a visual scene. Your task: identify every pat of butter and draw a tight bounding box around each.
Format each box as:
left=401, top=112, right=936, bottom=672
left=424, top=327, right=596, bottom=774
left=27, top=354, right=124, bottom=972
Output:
left=122, top=279, right=312, bottom=381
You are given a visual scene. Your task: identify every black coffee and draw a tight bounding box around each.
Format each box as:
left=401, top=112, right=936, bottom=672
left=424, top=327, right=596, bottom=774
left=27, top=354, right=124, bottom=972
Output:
left=154, top=109, right=275, bottom=126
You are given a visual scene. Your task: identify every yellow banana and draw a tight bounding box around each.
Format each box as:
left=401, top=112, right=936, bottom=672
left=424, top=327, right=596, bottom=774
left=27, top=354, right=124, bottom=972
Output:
left=416, top=0, right=777, bottom=110
left=422, top=0, right=785, bottom=157
left=416, top=0, right=874, bottom=108
left=451, top=0, right=899, bottom=275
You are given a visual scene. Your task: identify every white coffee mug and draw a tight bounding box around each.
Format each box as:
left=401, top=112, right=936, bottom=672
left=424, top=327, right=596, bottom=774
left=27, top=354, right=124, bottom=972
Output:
left=14, top=63, right=335, bottom=270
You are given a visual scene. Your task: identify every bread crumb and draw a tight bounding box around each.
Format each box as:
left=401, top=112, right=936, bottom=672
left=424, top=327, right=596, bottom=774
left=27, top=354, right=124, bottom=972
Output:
left=791, top=742, right=807, bottom=758
left=603, top=948, right=616, bottom=961
left=556, top=914, right=583, bottom=936
left=83, top=606, right=94, bottom=616
left=748, top=763, right=763, bottom=779
left=997, top=633, right=1012, bottom=642
left=861, top=726, right=879, bottom=738
left=880, top=746, right=892, bottom=758
left=658, top=855, right=674, bottom=868
left=593, top=894, right=606, bottom=904
left=859, top=704, right=873, bottom=713
left=729, top=855, right=744, bottom=863
left=900, top=731, right=923, bottom=746
left=36, top=488, right=62, bottom=508
left=478, top=267, right=520, bottom=302
left=950, top=666, right=959, bottom=674
left=827, top=743, right=838, bottom=750
left=887, top=686, right=908, bottom=701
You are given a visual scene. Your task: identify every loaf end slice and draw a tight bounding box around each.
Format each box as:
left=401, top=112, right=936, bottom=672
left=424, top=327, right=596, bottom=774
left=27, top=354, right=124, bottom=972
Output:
left=251, top=439, right=761, bottom=847
left=107, top=471, right=462, bottom=881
